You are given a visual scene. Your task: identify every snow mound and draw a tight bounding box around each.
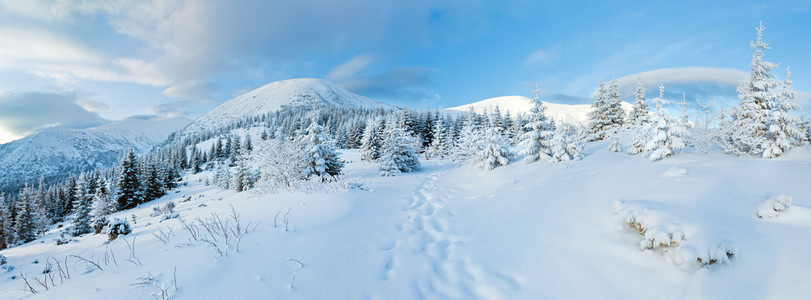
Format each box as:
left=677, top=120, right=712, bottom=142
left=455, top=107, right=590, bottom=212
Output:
left=661, top=167, right=687, bottom=177
left=756, top=194, right=792, bottom=219
left=446, top=95, right=633, bottom=125
left=613, top=200, right=738, bottom=266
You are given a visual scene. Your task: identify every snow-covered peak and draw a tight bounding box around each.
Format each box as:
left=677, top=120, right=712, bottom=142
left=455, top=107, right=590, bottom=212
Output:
left=179, top=78, right=392, bottom=137
left=447, top=95, right=633, bottom=125
left=0, top=117, right=190, bottom=192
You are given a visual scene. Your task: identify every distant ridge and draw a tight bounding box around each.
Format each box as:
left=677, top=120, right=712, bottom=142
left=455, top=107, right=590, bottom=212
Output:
left=447, top=95, right=633, bottom=125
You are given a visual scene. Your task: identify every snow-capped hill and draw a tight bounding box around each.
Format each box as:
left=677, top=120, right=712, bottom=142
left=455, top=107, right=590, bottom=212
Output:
left=0, top=117, right=190, bottom=192
left=178, top=78, right=393, bottom=137
left=447, top=95, right=633, bottom=125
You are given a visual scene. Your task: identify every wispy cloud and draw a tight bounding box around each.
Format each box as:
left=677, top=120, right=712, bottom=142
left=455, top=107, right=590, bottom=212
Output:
left=0, top=91, right=107, bottom=143
left=326, top=55, right=377, bottom=81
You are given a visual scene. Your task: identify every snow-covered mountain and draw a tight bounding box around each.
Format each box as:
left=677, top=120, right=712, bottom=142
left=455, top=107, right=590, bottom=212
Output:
left=177, top=78, right=393, bottom=138
left=447, top=95, right=634, bottom=125
left=0, top=117, right=190, bottom=192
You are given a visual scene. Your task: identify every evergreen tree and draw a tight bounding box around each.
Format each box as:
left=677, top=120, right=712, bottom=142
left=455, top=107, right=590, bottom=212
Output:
left=141, top=161, right=164, bottom=202
left=360, top=117, right=384, bottom=162
left=729, top=22, right=782, bottom=155
left=476, top=116, right=511, bottom=170
left=628, top=75, right=650, bottom=126
left=518, top=85, right=554, bottom=163
left=14, top=185, right=36, bottom=244
left=72, top=174, right=93, bottom=236
left=588, top=79, right=625, bottom=140
left=644, top=85, right=688, bottom=161
left=115, top=149, right=142, bottom=210
left=190, top=147, right=202, bottom=174
left=453, top=108, right=484, bottom=165
left=0, top=194, right=9, bottom=249
left=762, top=67, right=804, bottom=158
left=232, top=161, right=250, bottom=192
left=379, top=115, right=421, bottom=176
left=427, top=115, right=451, bottom=159
left=551, top=124, right=585, bottom=163
left=299, top=121, right=344, bottom=180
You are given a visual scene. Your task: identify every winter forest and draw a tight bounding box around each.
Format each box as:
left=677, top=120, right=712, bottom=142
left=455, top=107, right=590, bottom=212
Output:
left=1, top=21, right=810, bottom=300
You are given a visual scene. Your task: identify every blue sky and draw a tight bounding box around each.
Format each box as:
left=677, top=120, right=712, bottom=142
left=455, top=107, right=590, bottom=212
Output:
left=0, top=0, right=810, bottom=143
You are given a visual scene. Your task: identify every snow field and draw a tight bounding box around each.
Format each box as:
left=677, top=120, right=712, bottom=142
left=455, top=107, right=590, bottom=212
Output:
left=1, top=144, right=811, bottom=299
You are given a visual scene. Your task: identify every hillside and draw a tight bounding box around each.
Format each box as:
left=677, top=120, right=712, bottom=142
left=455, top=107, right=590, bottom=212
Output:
left=177, top=78, right=394, bottom=138
left=0, top=117, right=190, bottom=192
left=2, top=143, right=810, bottom=299
left=447, top=95, right=634, bottom=125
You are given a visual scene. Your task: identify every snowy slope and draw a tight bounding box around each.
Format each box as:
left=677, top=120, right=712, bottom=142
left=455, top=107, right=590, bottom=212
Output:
left=177, top=78, right=393, bottom=138
left=2, top=145, right=810, bottom=299
left=0, top=117, right=190, bottom=191
left=447, top=95, right=634, bottom=125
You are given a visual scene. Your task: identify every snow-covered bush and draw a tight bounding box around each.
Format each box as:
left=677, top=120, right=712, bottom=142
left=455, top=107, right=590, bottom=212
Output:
left=756, top=194, right=792, bottom=219
left=107, top=218, right=132, bottom=241
left=0, top=254, right=6, bottom=265
left=93, top=217, right=109, bottom=234
left=150, top=201, right=179, bottom=221
left=613, top=200, right=737, bottom=266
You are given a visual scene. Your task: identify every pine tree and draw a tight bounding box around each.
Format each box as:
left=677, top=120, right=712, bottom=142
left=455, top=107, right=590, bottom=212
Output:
left=427, top=115, right=451, bottom=159
left=644, top=85, right=688, bottom=161
left=476, top=116, right=511, bottom=170
left=628, top=75, right=650, bottom=126
left=361, top=117, right=385, bottom=162
left=588, top=79, right=625, bottom=140
left=379, top=115, right=421, bottom=176
left=300, top=121, right=344, bottom=180
left=115, top=149, right=142, bottom=211
left=141, top=161, right=164, bottom=202
left=232, top=161, right=250, bottom=192
left=453, top=108, right=484, bottom=165
left=729, top=22, right=782, bottom=155
left=762, top=66, right=803, bottom=158
left=14, top=185, right=36, bottom=244
left=0, top=194, right=9, bottom=249
left=518, top=85, right=554, bottom=163
left=190, top=147, right=202, bottom=174
left=551, top=124, right=585, bottom=163
left=72, top=174, right=93, bottom=236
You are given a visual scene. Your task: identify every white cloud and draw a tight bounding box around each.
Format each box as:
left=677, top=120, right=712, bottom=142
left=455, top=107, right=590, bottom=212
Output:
left=0, top=91, right=107, bottom=143
left=326, top=55, right=377, bottom=81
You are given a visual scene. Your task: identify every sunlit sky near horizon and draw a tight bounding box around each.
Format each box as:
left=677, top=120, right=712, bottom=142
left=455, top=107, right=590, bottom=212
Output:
left=1, top=0, right=810, bottom=143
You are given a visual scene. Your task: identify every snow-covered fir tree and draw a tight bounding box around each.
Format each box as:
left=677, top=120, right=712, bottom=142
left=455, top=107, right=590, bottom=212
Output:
left=550, top=124, right=585, bottom=163
left=72, top=174, right=93, bottom=236
left=628, top=75, right=650, bottom=126
left=453, top=108, right=484, bottom=165
left=587, top=79, right=625, bottom=140
left=427, top=114, right=452, bottom=159
left=762, top=66, right=804, bottom=158
left=379, top=115, right=421, bottom=176
left=644, top=85, right=688, bottom=161
left=476, top=115, right=512, bottom=170
left=13, top=185, right=37, bottom=244
left=518, top=85, right=554, bottom=163
left=361, top=117, right=385, bottom=162
left=299, top=121, right=344, bottom=180
left=728, top=22, right=783, bottom=155
left=0, top=194, right=9, bottom=249
left=116, top=149, right=142, bottom=210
